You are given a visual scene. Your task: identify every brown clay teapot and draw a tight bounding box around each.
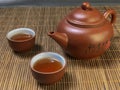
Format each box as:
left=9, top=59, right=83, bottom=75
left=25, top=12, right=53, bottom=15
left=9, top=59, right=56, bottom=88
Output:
left=48, top=2, right=116, bottom=59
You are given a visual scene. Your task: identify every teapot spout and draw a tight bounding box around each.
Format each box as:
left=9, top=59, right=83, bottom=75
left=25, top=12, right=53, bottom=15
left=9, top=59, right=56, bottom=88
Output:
left=48, top=32, right=68, bottom=49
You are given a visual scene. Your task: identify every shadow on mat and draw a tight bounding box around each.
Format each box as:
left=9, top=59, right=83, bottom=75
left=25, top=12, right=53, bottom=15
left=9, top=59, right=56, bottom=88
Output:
left=13, top=44, right=44, bottom=59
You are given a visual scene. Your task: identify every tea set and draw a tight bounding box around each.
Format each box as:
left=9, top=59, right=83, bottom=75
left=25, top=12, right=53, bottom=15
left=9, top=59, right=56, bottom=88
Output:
left=6, top=2, right=116, bottom=84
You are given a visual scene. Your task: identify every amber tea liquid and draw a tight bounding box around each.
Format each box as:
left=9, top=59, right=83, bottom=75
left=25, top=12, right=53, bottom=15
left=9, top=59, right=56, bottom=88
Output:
left=33, top=58, right=62, bottom=73
left=11, top=33, right=33, bottom=41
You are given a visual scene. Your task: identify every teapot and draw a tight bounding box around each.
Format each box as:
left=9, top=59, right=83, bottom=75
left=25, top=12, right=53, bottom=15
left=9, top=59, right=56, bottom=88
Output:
left=48, top=2, right=116, bottom=59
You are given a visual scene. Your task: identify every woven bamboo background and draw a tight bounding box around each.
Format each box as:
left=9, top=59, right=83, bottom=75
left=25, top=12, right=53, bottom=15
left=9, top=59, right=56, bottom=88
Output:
left=0, top=5, right=120, bottom=90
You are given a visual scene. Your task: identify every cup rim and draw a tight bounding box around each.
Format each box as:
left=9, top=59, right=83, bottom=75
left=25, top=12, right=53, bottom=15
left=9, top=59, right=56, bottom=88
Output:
left=6, top=28, right=35, bottom=42
left=30, top=52, right=66, bottom=74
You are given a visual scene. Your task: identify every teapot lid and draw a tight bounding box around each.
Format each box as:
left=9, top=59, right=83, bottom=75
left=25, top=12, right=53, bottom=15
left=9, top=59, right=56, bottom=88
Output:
left=67, top=2, right=105, bottom=26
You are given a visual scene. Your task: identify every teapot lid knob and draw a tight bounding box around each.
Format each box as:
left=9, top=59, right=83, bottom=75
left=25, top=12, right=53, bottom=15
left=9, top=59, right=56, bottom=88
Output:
left=81, top=2, right=91, bottom=10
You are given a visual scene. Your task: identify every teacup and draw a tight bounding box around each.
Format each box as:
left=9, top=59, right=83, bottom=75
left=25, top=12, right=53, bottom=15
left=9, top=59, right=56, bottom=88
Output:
left=6, top=28, right=35, bottom=52
left=30, top=52, right=66, bottom=84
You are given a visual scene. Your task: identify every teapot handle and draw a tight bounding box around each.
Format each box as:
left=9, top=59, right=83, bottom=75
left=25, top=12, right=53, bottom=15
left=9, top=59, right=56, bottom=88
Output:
left=104, top=9, right=116, bottom=25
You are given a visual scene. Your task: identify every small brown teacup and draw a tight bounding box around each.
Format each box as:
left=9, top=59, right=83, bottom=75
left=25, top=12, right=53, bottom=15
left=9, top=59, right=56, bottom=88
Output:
left=30, top=52, right=66, bottom=84
left=6, top=28, right=35, bottom=52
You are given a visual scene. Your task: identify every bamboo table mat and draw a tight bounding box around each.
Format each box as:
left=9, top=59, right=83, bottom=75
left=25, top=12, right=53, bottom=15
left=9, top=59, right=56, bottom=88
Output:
left=0, top=5, right=120, bottom=90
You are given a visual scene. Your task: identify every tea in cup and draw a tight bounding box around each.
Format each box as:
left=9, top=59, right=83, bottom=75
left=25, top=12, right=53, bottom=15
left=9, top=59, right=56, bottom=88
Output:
left=30, top=52, right=66, bottom=84
left=6, top=28, right=35, bottom=52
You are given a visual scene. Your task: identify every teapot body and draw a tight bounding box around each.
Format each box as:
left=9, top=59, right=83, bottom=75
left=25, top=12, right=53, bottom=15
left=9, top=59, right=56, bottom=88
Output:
left=48, top=2, right=116, bottom=59
left=57, top=18, right=113, bottom=59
